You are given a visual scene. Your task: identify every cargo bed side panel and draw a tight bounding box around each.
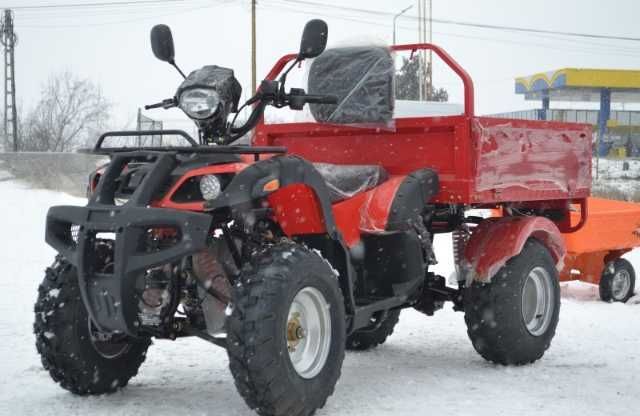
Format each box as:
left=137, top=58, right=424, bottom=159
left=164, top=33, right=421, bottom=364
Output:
left=469, top=117, right=592, bottom=204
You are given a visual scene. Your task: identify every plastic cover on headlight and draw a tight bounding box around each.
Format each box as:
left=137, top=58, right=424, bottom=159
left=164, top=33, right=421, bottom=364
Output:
left=179, top=88, right=221, bottom=120
left=199, top=175, right=222, bottom=201
left=176, top=65, right=242, bottom=122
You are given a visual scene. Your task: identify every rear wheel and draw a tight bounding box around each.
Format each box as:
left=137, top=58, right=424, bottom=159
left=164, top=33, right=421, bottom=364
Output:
left=34, top=256, right=150, bottom=395
left=226, top=242, right=346, bottom=416
left=464, top=239, right=560, bottom=365
left=346, top=309, right=400, bottom=351
left=600, top=258, right=635, bottom=303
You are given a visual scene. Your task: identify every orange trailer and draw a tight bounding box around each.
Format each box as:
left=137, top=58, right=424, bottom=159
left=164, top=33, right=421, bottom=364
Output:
left=561, top=197, right=640, bottom=302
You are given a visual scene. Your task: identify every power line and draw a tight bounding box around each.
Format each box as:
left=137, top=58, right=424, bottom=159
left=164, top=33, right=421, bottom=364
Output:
left=7, top=0, right=193, bottom=10
left=274, top=0, right=640, bottom=43
left=17, top=1, right=234, bottom=28
left=260, top=1, right=640, bottom=59
left=14, top=0, right=223, bottom=21
left=435, top=17, right=640, bottom=43
left=20, top=4, right=215, bottom=28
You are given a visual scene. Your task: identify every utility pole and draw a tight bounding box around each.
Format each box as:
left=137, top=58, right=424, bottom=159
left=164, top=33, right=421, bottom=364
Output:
left=137, top=108, right=142, bottom=147
left=417, top=0, right=425, bottom=101
left=417, top=0, right=432, bottom=101
left=251, top=0, right=257, bottom=94
left=427, top=0, right=432, bottom=99
left=1, top=9, right=18, bottom=152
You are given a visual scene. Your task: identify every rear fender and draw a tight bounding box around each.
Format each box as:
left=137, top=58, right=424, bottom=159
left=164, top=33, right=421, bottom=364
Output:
left=463, top=216, right=566, bottom=284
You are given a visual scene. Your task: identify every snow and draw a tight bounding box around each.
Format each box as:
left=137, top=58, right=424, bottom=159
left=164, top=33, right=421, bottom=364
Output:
left=1, top=178, right=640, bottom=415
left=593, top=158, right=640, bottom=200
left=595, top=158, right=640, bottom=180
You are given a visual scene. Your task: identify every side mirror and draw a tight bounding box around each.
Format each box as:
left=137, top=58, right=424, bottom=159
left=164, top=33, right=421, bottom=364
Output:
left=298, top=19, right=328, bottom=60
left=150, top=24, right=175, bottom=63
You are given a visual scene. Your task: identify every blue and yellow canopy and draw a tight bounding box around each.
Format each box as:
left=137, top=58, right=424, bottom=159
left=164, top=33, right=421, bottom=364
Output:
left=515, top=68, right=640, bottom=102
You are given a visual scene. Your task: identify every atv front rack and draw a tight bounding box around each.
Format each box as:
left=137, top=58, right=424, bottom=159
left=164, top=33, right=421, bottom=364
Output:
left=78, top=129, right=287, bottom=159
left=45, top=151, right=213, bottom=336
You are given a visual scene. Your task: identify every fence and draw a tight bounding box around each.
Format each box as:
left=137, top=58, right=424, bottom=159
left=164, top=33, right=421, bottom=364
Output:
left=493, top=109, right=640, bottom=128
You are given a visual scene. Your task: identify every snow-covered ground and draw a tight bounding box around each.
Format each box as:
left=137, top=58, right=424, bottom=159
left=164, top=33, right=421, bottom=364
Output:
left=1, top=178, right=639, bottom=416
left=593, top=158, right=640, bottom=200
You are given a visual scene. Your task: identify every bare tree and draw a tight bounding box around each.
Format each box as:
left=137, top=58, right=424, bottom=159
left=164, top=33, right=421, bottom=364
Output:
left=22, top=72, right=111, bottom=152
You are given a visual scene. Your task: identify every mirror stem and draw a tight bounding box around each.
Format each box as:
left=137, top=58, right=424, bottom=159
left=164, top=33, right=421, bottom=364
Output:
left=170, top=60, right=187, bottom=79
left=278, top=58, right=301, bottom=96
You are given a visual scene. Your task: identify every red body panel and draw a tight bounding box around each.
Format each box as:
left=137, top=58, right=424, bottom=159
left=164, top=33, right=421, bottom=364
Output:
left=463, top=216, right=566, bottom=282
left=266, top=176, right=407, bottom=247
left=332, top=192, right=370, bottom=246
left=267, top=184, right=327, bottom=235
left=356, top=176, right=406, bottom=232
left=332, top=176, right=406, bottom=246
left=155, top=163, right=248, bottom=211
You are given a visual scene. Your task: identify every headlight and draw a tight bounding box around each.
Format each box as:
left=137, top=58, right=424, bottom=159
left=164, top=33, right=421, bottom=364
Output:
left=179, top=88, right=221, bottom=120
left=199, top=175, right=222, bottom=201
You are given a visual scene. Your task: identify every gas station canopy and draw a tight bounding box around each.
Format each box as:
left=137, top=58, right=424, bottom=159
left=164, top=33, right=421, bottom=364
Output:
left=515, top=68, right=640, bottom=103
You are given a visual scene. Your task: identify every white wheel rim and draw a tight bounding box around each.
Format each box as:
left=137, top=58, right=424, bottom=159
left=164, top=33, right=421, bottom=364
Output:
left=521, top=266, right=555, bottom=336
left=286, top=287, right=331, bottom=379
left=612, top=269, right=631, bottom=300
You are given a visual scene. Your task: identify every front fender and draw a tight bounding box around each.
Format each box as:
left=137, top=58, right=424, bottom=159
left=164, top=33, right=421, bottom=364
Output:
left=463, top=216, right=566, bottom=283
left=205, top=155, right=338, bottom=237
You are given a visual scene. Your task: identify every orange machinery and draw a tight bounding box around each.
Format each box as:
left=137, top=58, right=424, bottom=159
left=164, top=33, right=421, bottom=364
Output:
left=560, top=197, right=640, bottom=302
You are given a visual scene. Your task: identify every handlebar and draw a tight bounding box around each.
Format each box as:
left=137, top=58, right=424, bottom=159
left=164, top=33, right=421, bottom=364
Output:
left=144, top=97, right=177, bottom=110
left=141, top=81, right=337, bottom=146
left=302, top=94, right=338, bottom=105
left=286, top=88, right=337, bottom=110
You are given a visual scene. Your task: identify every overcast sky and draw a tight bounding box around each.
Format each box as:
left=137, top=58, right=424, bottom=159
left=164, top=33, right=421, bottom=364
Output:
left=7, top=0, right=640, bottom=130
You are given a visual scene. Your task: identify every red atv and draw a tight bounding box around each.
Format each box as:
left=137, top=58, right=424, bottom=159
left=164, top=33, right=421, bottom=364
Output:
left=35, top=19, right=591, bottom=416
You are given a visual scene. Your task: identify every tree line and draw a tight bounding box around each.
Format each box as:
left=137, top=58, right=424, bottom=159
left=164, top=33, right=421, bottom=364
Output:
left=3, top=71, right=110, bottom=152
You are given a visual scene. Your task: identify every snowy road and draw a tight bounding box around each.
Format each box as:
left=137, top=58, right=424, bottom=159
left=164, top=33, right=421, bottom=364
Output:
left=1, top=179, right=639, bottom=416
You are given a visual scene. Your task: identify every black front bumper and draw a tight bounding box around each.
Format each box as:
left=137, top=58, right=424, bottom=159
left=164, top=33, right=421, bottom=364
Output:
left=45, top=151, right=212, bottom=336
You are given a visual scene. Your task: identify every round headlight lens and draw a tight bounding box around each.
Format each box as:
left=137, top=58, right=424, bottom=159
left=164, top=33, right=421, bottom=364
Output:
left=199, top=175, right=222, bottom=201
left=179, top=88, right=221, bottom=120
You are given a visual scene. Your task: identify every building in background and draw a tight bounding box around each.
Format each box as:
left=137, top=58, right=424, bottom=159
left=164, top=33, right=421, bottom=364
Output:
left=495, top=68, right=640, bottom=158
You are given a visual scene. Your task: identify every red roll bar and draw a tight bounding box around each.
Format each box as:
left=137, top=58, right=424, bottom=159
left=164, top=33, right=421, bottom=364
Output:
left=263, top=43, right=475, bottom=117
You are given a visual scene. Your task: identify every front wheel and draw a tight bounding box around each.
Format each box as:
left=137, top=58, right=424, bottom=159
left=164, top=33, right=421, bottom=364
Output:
left=600, top=258, right=636, bottom=303
left=464, top=239, right=560, bottom=365
left=226, top=242, right=346, bottom=416
left=33, top=256, right=150, bottom=395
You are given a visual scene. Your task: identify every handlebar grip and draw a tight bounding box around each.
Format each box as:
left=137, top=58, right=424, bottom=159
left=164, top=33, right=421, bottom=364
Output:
left=304, top=94, right=338, bottom=105
left=144, top=102, right=165, bottom=110
left=144, top=97, right=177, bottom=110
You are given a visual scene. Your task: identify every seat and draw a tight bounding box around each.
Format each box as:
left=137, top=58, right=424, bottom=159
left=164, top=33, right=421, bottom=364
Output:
left=313, top=163, right=388, bottom=203
left=307, top=46, right=395, bottom=125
